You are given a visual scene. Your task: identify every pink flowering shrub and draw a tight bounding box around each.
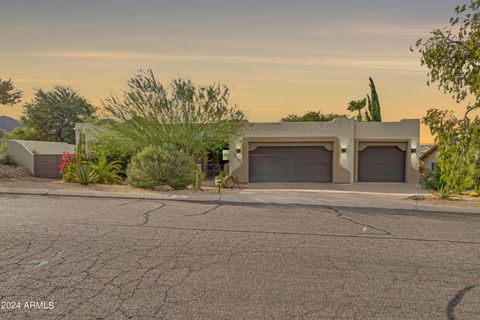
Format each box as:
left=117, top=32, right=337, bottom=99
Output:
left=59, top=152, right=77, bottom=182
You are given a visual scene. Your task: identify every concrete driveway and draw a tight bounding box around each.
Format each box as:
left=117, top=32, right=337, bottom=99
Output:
left=0, top=194, right=479, bottom=319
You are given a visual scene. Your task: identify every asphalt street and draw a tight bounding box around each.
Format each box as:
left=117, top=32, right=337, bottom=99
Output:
left=0, top=194, right=479, bottom=319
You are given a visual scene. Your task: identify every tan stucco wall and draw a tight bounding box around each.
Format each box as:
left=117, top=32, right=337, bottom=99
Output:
left=7, top=140, right=35, bottom=174
left=422, top=151, right=437, bottom=171
left=7, top=140, right=75, bottom=175
left=230, top=118, right=354, bottom=183
left=230, top=118, right=420, bottom=184
left=11, top=140, right=75, bottom=155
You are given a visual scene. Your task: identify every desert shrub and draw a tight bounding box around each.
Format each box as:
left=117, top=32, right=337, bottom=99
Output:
left=420, top=167, right=441, bottom=190
left=72, top=166, right=99, bottom=185
left=1, top=153, right=16, bottom=165
left=87, top=152, right=124, bottom=184
left=89, top=128, right=135, bottom=176
left=0, top=129, right=9, bottom=153
left=127, top=145, right=196, bottom=190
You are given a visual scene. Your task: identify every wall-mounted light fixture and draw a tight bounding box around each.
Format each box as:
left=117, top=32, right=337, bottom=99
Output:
left=236, top=148, right=241, bottom=154
left=341, top=148, right=347, bottom=153
left=411, top=148, right=417, bottom=154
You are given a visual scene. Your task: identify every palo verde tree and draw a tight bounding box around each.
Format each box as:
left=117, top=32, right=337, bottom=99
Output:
left=20, top=86, right=97, bottom=144
left=414, top=0, right=480, bottom=192
left=0, top=78, right=22, bottom=106
left=104, top=68, right=246, bottom=161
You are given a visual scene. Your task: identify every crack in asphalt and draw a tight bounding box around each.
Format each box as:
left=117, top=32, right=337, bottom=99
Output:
left=137, top=203, right=166, bottom=226
left=327, top=206, right=392, bottom=235
left=446, top=285, right=476, bottom=320
left=77, top=222, right=480, bottom=245
left=186, top=204, right=222, bottom=217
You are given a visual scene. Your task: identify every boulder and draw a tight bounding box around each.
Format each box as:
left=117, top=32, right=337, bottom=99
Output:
left=154, top=185, right=174, bottom=192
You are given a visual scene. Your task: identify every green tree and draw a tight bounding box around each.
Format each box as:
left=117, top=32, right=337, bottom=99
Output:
left=415, top=0, right=480, bottom=192
left=281, top=111, right=348, bottom=122
left=423, top=109, right=479, bottom=192
left=367, top=77, right=382, bottom=122
left=9, top=127, right=40, bottom=141
left=414, top=1, right=480, bottom=109
left=20, top=86, right=96, bottom=144
left=347, top=99, right=366, bottom=121
left=104, top=68, right=246, bottom=160
left=0, top=78, right=22, bottom=106
left=348, top=77, right=382, bottom=122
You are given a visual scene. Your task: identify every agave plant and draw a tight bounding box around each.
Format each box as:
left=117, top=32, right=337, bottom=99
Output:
left=432, top=185, right=458, bottom=200
left=88, top=153, right=124, bottom=184
left=1, top=153, right=16, bottom=166
left=72, top=166, right=99, bottom=185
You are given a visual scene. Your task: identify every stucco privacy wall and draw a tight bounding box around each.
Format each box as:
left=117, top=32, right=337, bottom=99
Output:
left=12, top=140, right=75, bottom=155
left=7, top=140, right=75, bottom=175
left=229, top=118, right=420, bottom=184
left=7, top=140, right=35, bottom=174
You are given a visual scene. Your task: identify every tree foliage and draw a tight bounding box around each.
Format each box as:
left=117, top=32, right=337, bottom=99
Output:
left=281, top=111, right=348, bottom=122
left=414, top=0, right=480, bottom=109
left=104, top=69, right=246, bottom=160
left=0, top=78, right=22, bottom=106
left=423, top=109, right=480, bottom=192
left=415, top=1, right=480, bottom=192
left=348, top=77, right=382, bottom=122
left=347, top=99, right=367, bottom=121
left=366, top=77, right=382, bottom=121
left=20, top=86, right=96, bottom=144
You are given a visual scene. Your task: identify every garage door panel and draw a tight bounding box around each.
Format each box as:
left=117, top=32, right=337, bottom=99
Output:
left=358, top=146, right=406, bottom=182
left=249, top=146, right=332, bottom=183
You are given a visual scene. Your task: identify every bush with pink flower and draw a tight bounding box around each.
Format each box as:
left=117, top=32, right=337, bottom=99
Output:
left=59, top=152, right=77, bottom=182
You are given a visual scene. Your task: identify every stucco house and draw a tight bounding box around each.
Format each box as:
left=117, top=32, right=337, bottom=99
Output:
left=229, top=118, right=420, bottom=184
left=419, top=144, right=438, bottom=171
left=76, top=118, right=420, bottom=185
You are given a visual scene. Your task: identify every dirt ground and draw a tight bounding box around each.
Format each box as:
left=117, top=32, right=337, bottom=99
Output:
left=417, top=193, right=480, bottom=208
left=0, top=177, right=241, bottom=195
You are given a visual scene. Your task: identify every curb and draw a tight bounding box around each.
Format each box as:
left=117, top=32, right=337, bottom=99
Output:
left=240, top=189, right=424, bottom=198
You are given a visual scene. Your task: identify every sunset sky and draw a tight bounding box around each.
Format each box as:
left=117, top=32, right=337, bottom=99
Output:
left=0, top=0, right=467, bottom=143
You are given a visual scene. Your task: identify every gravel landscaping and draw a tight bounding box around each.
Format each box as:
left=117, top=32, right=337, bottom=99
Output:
left=0, top=176, right=242, bottom=195
left=411, top=193, right=480, bottom=209
left=0, top=164, right=32, bottom=179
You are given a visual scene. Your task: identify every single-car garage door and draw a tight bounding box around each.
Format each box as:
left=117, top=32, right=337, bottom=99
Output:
left=249, top=146, right=332, bottom=183
left=358, top=146, right=406, bottom=182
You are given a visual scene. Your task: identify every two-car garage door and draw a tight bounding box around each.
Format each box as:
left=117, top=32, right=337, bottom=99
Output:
left=249, top=146, right=332, bottom=183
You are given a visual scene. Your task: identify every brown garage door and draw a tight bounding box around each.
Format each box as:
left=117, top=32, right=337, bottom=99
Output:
left=249, top=146, right=332, bottom=183
left=358, top=146, right=406, bottom=182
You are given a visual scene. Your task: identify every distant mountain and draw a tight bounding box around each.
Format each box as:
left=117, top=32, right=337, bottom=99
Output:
left=0, top=116, right=20, bottom=131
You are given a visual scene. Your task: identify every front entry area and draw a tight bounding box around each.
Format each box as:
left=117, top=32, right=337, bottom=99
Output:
left=248, top=146, right=333, bottom=183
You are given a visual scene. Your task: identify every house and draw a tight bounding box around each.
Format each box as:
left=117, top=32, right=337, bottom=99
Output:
left=228, top=118, right=420, bottom=184
left=75, top=118, right=420, bottom=184
left=419, top=144, right=438, bottom=172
